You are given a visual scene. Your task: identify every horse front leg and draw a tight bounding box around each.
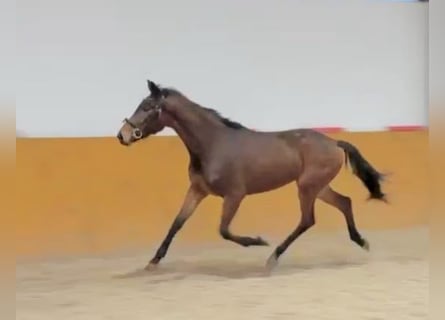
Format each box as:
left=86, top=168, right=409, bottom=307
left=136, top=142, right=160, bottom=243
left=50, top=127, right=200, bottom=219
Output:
left=145, top=184, right=207, bottom=270
left=219, top=194, right=269, bottom=247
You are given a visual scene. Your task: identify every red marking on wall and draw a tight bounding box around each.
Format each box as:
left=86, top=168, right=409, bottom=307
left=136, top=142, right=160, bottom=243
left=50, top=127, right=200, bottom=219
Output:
left=250, top=126, right=427, bottom=133
left=386, top=125, right=427, bottom=132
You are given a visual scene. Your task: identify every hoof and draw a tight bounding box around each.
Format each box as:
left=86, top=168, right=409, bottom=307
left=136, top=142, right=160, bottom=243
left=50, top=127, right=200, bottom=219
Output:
left=362, top=239, right=370, bottom=251
left=256, top=236, right=269, bottom=246
left=265, top=252, right=279, bottom=273
left=144, top=262, right=159, bottom=271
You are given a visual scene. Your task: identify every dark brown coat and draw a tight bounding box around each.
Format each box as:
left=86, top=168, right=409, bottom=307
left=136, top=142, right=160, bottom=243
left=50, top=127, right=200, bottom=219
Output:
left=117, top=80, right=387, bottom=271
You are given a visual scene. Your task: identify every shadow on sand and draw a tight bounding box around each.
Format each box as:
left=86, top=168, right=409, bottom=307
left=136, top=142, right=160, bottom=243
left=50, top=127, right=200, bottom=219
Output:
left=112, top=257, right=369, bottom=282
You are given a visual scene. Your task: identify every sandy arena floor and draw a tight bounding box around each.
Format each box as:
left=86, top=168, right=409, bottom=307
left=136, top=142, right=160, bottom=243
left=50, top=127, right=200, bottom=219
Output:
left=16, top=226, right=428, bottom=320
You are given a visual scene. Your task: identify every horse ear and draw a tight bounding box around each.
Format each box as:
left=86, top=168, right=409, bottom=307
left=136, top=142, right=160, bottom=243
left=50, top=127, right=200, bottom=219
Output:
left=147, top=80, right=161, bottom=96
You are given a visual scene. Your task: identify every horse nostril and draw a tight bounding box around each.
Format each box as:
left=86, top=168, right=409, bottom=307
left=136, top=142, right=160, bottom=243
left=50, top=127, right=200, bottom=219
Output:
left=117, top=132, right=123, bottom=141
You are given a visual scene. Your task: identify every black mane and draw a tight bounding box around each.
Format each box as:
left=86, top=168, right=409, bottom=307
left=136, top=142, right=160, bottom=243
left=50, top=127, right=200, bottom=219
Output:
left=161, top=87, right=247, bottom=130
left=202, top=107, right=246, bottom=129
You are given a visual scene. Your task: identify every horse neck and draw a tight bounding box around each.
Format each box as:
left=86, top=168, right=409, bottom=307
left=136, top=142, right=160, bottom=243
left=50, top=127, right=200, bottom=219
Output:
left=163, top=103, right=224, bottom=156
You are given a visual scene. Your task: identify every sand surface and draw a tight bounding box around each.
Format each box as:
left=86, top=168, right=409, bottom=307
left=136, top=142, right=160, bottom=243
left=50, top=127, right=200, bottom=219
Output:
left=16, top=226, right=428, bottom=320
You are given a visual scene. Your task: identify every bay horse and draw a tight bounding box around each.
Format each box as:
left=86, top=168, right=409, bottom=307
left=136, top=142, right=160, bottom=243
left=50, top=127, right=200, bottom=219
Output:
left=117, top=80, right=387, bottom=271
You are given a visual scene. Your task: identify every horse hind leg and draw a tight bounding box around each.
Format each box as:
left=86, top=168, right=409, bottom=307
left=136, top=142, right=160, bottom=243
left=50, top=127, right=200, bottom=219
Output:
left=266, top=176, right=319, bottom=271
left=265, top=150, right=346, bottom=271
left=317, top=186, right=370, bottom=251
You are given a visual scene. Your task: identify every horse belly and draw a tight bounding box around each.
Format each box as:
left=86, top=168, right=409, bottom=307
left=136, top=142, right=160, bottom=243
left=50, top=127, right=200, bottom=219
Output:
left=244, top=157, right=299, bottom=194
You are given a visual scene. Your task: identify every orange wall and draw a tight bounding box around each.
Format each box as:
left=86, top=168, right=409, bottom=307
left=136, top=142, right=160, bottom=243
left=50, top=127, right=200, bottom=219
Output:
left=16, top=131, right=428, bottom=260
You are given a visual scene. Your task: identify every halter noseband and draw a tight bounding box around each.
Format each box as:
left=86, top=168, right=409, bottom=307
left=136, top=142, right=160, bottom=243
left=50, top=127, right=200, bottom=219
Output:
left=123, top=118, right=143, bottom=139
left=123, top=118, right=138, bottom=129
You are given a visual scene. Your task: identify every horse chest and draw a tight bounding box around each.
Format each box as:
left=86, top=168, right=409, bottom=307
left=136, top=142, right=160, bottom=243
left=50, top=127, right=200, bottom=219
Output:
left=197, top=160, right=238, bottom=196
left=188, top=145, right=244, bottom=195
left=201, top=170, right=226, bottom=195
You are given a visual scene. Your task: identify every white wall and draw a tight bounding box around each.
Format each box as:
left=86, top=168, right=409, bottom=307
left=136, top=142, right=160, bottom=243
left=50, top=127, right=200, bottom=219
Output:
left=0, top=0, right=16, bottom=108
left=17, top=0, right=428, bottom=137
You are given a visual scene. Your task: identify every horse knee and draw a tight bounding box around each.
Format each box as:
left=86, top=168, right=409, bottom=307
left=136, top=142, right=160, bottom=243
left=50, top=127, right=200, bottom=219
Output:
left=308, top=216, right=315, bottom=227
left=303, top=216, right=315, bottom=230
left=219, top=228, right=231, bottom=240
left=299, top=214, right=315, bottom=233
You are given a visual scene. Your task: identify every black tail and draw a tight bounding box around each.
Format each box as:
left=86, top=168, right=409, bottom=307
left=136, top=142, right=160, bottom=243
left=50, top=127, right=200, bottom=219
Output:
left=337, top=140, right=387, bottom=202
